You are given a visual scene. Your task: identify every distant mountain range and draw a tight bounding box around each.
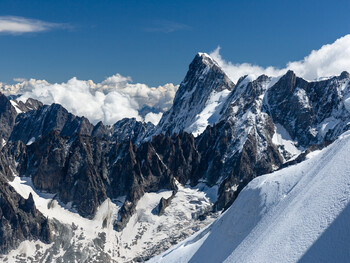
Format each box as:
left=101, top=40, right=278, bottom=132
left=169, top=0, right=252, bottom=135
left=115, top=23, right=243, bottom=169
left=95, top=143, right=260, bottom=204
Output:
left=0, top=52, right=350, bottom=262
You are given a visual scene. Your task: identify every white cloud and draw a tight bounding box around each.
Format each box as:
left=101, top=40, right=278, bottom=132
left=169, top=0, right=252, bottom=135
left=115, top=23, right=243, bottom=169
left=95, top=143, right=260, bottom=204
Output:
left=0, top=75, right=178, bottom=125
left=286, top=35, right=350, bottom=80
left=144, top=112, right=163, bottom=125
left=210, top=34, right=350, bottom=83
left=0, top=16, right=68, bottom=34
left=0, top=79, right=50, bottom=94
left=209, top=46, right=282, bottom=83
left=95, top=74, right=178, bottom=112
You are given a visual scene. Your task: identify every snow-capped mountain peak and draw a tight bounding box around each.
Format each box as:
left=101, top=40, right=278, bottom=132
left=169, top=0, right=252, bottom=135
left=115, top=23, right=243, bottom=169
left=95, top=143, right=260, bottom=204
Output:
left=196, top=52, right=220, bottom=67
left=154, top=53, right=235, bottom=136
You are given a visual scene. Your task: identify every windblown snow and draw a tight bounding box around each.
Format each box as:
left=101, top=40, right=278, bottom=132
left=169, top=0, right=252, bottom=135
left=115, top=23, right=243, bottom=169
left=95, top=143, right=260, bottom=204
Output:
left=149, top=131, right=350, bottom=263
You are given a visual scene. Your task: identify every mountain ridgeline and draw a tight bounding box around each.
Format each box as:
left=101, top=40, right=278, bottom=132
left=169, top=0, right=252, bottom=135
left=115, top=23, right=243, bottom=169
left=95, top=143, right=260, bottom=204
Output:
left=0, top=52, right=350, bottom=259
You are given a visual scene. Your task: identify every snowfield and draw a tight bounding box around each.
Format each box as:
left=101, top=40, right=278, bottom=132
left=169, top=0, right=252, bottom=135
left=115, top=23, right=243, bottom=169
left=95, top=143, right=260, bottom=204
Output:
left=149, top=131, right=350, bottom=263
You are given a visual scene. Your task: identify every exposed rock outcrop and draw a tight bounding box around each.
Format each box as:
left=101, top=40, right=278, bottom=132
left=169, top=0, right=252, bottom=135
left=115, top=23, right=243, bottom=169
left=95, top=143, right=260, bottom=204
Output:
left=111, top=117, right=155, bottom=144
left=155, top=53, right=235, bottom=136
left=10, top=98, right=43, bottom=113
left=0, top=92, right=17, bottom=140
left=10, top=103, right=94, bottom=144
left=0, top=175, right=52, bottom=254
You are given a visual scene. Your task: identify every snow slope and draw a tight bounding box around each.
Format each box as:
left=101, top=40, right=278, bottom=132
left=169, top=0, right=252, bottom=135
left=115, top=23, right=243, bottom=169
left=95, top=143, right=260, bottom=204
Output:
left=149, top=131, right=350, bottom=263
left=186, top=89, right=231, bottom=136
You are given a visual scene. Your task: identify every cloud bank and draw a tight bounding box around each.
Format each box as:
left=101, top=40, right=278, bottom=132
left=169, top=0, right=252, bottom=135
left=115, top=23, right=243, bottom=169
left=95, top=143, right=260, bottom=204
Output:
left=0, top=75, right=178, bottom=125
left=0, top=16, right=68, bottom=34
left=210, top=34, right=350, bottom=83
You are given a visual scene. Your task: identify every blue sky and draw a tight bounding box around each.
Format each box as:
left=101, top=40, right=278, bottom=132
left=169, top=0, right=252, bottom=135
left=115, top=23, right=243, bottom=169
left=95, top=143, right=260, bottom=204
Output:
left=1, top=0, right=350, bottom=86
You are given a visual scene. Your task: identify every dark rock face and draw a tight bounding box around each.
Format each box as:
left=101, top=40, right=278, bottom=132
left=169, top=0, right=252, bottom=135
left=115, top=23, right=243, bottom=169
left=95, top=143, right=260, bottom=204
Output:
left=111, top=118, right=155, bottom=144
left=10, top=103, right=94, bottom=144
left=112, top=131, right=201, bottom=230
left=0, top=92, right=17, bottom=140
left=0, top=147, right=15, bottom=182
left=10, top=105, right=155, bottom=146
left=60, top=135, right=109, bottom=217
left=157, top=192, right=176, bottom=216
left=152, top=130, right=201, bottom=185
left=267, top=70, right=350, bottom=147
left=91, top=121, right=110, bottom=139
left=0, top=174, right=51, bottom=254
left=111, top=137, right=179, bottom=231
left=16, top=131, right=108, bottom=218
left=11, top=98, right=44, bottom=113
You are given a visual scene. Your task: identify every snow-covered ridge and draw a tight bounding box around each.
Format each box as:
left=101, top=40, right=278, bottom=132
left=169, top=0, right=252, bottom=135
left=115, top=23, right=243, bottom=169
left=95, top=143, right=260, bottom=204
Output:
left=150, top=131, right=350, bottom=263
left=155, top=53, right=350, bottom=157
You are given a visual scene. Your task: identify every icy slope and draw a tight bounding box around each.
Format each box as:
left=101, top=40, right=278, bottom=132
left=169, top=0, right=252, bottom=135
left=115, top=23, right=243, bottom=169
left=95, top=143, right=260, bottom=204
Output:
left=150, top=131, right=350, bottom=263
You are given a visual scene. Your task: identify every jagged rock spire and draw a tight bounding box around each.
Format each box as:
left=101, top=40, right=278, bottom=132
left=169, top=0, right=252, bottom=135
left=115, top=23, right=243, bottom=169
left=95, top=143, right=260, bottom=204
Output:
left=155, top=53, right=235, bottom=136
